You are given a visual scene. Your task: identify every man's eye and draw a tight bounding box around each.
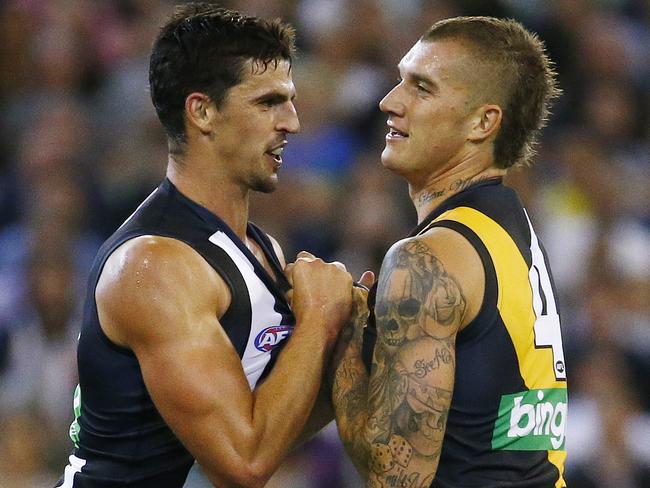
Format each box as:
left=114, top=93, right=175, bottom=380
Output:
left=416, top=84, right=429, bottom=93
left=260, top=97, right=283, bottom=107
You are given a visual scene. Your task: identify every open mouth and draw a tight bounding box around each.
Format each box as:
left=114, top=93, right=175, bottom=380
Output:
left=386, top=121, right=409, bottom=141
left=266, top=143, right=286, bottom=164
left=388, top=127, right=409, bottom=138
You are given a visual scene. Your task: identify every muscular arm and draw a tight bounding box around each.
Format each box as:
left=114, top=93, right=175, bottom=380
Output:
left=333, top=229, right=484, bottom=487
left=97, top=236, right=351, bottom=488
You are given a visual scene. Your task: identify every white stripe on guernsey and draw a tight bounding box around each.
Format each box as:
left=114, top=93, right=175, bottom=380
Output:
left=116, top=187, right=159, bottom=231
left=60, top=454, right=86, bottom=488
left=208, top=231, right=284, bottom=389
left=524, top=209, right=557, bottom=316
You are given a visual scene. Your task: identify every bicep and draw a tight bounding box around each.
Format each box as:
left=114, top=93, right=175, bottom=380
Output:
left=131, top=304, right=263, bottom=485
left=135, top=311, right=253, bottom=446
left=366, top=237, right=465, bottom=481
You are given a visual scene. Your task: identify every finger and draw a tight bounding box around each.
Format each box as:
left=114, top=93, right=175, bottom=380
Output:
left=297, top=250, right=316, bottom=260
left=284, top=263, right=295, bottom=286
left=359, top=270, right=375, bottom=288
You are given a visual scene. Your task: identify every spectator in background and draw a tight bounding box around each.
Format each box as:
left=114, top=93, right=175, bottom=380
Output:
left=0, top=240, right=81, bottom=484
left=0, top=241, right=79, bottom=424
left=566, top=344, right=650, bottom=488
left=0, top=412, right=57, bottom=488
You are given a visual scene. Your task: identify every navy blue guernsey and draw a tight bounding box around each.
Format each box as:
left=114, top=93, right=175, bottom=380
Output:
left=56, top=179, right=295, bottom=488
left=363, top=179, right=567, bottom=488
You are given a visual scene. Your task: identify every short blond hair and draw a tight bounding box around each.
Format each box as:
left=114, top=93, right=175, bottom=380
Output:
left=423, top=16, right=561, bottom=168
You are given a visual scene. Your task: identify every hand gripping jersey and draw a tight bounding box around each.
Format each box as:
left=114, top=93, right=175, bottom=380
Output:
left=363, top=178, right=568, bottom=488
left=56, top=179, right=295, bottom=487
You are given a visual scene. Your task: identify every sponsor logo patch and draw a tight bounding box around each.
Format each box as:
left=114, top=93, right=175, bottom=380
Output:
left=254, top=325, right=293, bottom=352
left=492, top=388, right=567, bottom=451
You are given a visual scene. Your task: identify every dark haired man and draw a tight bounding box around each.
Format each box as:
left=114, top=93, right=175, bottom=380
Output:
left=55, top=4, right=354, bottom=487
left=332, top=17, right=568, bottom=488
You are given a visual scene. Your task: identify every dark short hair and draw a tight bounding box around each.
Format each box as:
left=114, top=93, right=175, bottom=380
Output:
left=422, top=16, right=560, bottom=168
left=149, top=3, right=296, bottom=148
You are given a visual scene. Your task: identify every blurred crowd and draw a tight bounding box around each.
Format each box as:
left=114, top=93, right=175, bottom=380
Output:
left=0, top=0, right=648, bottom=487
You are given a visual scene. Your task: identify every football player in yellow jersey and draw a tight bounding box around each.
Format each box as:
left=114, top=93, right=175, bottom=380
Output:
left=331, top=16, right=567, bottom=488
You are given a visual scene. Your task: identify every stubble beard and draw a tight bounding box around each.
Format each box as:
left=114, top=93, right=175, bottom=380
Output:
left=249, top=172, right=278, bottom=194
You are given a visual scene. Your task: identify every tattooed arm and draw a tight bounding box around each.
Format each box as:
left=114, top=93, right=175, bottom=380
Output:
left=365, top=230, right=483, bottom=488
left=331, top=284, right=373, bottom=476
left=332, top=229, right=484, bottom=486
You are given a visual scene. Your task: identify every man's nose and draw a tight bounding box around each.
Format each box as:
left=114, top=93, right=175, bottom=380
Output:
left=379, top=85, right=405, bottom=117
left=278, top=102, right=300, bottom=134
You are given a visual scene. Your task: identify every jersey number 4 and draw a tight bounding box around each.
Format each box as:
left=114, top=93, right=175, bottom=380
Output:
left=525, top=211, right=566, bottom=381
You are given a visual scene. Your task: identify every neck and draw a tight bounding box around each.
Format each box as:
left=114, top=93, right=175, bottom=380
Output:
left=410, top=162, right=505, bottom=224
left=166, top=155, right=250, bottom=239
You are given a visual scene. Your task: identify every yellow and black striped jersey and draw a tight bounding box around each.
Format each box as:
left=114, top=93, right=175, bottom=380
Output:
left=363, top=178, right=568, bottom=488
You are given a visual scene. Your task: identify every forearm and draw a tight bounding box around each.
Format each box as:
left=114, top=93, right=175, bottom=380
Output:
left=293, top=375, right=335, bottom=449
left=330, top=316, right=372, bottom=475
left=329, top=287, right=374, bottom=476
left=333, top=350, right=371, bottom=477
left=191, top=323, right=335, bottom=487
left=248, top=321, right=335, bottom=471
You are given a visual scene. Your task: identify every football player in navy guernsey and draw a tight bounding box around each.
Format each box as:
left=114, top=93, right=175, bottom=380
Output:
left=331, top=17, right=568, bottom=488
left=55, top=3, right=358, bottom=487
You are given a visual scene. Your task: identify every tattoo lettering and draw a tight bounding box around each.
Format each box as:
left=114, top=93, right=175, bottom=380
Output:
left=416, top=188, right=446, bottom=204
left=449, top=174, right=491, bottom=192
left=412, top=348, right=453, bottom=378
left=416, top=175, right=492, bottom=206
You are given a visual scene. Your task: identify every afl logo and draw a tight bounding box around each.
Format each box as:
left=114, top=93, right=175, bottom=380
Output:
left=254, top=325, right=293, bottom=352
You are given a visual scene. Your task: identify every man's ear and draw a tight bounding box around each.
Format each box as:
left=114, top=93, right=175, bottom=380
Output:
left=185, top=92, right=216, bottom=135
left=467, top=104, right=502, bottom=142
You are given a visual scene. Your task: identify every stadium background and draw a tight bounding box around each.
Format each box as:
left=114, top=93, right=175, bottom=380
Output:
left=0, top=0, right=648, bottom=486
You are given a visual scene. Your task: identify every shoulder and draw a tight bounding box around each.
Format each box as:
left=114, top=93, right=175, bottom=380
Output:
left=97, top=235, right=230, bottom=345
left=382, top=227, right=478, bottom=273
left=379, top=227, right=484, bottom=330
left=100, top=235, right=220, bottom=293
